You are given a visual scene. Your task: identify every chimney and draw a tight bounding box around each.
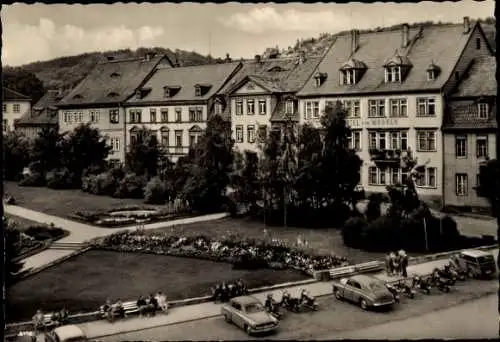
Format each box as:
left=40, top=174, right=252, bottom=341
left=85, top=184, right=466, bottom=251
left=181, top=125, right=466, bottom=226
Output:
left=255, top=54, right=261, bottom=63
left=463, top=16, right=470, bottom=34
left=144, top=52, right=156, bottom=61
left=225, top=53, right=232, bottom=63
left=351, top=29, right=360, bottom=54
left=402, top=23, right=410, bottom=48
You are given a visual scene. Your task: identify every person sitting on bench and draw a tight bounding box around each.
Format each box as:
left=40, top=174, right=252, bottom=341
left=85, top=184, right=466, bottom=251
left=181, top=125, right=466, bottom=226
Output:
left=32, top=309, right=45, bottom=332
left=112, top=299, right=125, bottom=318
left=137, top=295, right=148, bottom=317
left=147, top=294, right=158, bottom=317
left=155, top=292, right=168, bottom=314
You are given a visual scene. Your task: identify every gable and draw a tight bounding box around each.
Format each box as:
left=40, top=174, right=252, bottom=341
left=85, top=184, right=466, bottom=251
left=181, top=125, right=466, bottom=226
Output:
left=233, top=80, right=270, bottom=95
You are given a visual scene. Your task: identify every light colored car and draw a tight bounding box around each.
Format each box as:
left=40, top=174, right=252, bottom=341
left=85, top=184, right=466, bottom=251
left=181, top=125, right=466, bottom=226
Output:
left=456, top=249, right=497, bottom=278
left=44, top=325, right=87, bottom=342
left=221, top=296, right=279, bottom=335
left=332, top=274, right=396, bottom=310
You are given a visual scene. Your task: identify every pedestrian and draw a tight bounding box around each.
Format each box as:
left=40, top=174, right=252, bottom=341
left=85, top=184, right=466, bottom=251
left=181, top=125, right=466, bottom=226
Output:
left=389, top=252, right=397, bottom=276
left=385, top=253, right=392, bottom=276
left=400, top=250, right=408, bottom=278
left=394, top=251, right=401, bottom=276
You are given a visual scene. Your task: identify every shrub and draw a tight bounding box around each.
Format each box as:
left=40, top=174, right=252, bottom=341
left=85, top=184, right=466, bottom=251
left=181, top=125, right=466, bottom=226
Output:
left=115, top=173, right=146, bottom=199
left=19, top=172, right=45, bottom=187
left=95, top=172, right=118, bottom=196
left=366, top=193, right=383, bottom=221
left=81, top=176, right=92, bottom=192
left=24, top=225, right=65, bottom=241
left=341, top=216, right=368, bottom=248
left=144, top=177, right=166, bottom=204
left=359, top=215, right=399, bottom=252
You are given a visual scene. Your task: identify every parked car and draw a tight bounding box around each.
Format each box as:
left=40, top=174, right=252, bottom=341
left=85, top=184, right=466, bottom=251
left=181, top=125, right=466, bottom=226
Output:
left=332, top=274, right=396, bottom=310
left=456, top=249, right=497, bottom=279
left=44, top=325, right=87, bottom=342
left=221, top=296, right=279, bottom=335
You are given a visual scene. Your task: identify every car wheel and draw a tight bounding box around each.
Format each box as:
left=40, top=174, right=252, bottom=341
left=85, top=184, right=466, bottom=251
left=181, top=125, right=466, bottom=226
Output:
left=224, top=315, right=231, bottom=323
left=334, top=289, right=342, bottom=300
left=360, top=299, right=368, bottom=310
left=244, top=325, right=251, bottom=335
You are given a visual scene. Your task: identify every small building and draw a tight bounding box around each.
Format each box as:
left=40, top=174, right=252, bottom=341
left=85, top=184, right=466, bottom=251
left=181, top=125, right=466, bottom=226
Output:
left=442, top=56, right=497, bottom=211
left=2, top=87, right=31, bottom=134
left=124, top=61, right=243, bottom=162
left=15, top=89, right=65, bottom=139
left=296, top=18, right=494, bottom=207
left=57, top=53, right=174, bottom=163
left=220, top=52, right=321, bottom=154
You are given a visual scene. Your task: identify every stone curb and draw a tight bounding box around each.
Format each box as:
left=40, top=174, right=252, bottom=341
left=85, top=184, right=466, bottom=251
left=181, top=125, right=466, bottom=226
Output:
left=407, top=244, right=498, bottom=266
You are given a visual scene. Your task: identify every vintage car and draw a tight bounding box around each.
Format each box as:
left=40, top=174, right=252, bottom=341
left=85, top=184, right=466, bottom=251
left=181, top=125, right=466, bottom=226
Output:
left=332, top=274, right=396, bottom=310
left=455, top=249, right=497, bottom=279
left=44, top=325, right=87, bottom=342
left=221, top=296, right=279, bottom=335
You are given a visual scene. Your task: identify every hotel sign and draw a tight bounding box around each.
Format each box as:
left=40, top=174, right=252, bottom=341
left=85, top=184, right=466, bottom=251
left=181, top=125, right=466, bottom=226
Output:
left=347, top=118, right=399, bottom=128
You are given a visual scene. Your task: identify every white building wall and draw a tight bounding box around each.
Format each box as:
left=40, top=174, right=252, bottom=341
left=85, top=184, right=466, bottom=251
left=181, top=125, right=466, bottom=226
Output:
left=3, top=100, right=31, bottom=133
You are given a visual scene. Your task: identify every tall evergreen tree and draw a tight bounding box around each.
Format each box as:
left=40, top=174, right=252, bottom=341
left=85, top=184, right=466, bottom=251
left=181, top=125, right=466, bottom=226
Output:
left=126, top=126, right=161, bottom=177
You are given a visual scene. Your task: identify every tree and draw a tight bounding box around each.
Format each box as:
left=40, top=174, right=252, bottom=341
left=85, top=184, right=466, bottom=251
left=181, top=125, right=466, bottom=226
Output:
left=230, top=150, right=261, bottom=210
left=126, top=126, right=161, bottom=177
left=319, top=101, right=363, bottom=208
left=59, top=123, right=111, bottom=185
left=3, top=131, right=31, bottom=181
left=29, top=127, right=62, bottom=175
left=3, top=68, right=46, bottom=104
left=182, top=115, right=234, bottom=213
left=476, top=159, right=499, bottom=217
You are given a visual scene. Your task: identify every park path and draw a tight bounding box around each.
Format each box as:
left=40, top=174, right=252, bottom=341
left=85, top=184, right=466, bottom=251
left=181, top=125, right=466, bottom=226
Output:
left=4, top=204, right=228, bottom=271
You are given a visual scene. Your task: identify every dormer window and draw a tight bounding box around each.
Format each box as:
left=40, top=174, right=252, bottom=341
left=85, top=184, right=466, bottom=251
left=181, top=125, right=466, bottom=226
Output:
left=194, top=84, right=212, bottom=97
left=384, top=53, right=412, bottom=83
left=385, top=66, right=401, bottom=83
left=285, top=100, right=294, bottom=114
left=478, top=102, right=489, bottom=119
left=164, top=87, right=170, bottom=98
left=135, top=90, right=142, bottom=99
left=110, top=72, right=121, bottom=78
left=215, top=102, right=223, bottom=115
left=427, top=70, right=436, bottom=81
left=426, top=62, right=441, bottom=81
left=107, top=92, right=119, bottom=98
left=340, top=58, right=367, bottom=85
left=72, top=94, right=83, bottom=100
left=195, top=85, right=201, bottom=97
left=314, top=72, right=328, bottom=87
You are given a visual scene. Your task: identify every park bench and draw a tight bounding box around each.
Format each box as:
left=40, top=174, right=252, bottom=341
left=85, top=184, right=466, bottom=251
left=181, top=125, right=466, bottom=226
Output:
left=33, top=313, right=60, bottom=331
left=99, top=301, right=140, bottom=319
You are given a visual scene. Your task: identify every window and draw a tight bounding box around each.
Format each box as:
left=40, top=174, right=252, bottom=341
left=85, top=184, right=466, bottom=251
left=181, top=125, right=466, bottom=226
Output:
left=416, top=98, right=436, bottom=116
left=110, top=137, right=120, bottom=152
left=455, top=174, right=468, bottom=196
left=73, top=112, right=83, bottom=123
left=3, top=104, right=7, bottom=112
left=369, top=167, right=378, bottom=185
left=189, top=134, right=197, bottom=147
left=368, top=131, right=388, bottom=150
left=379, top=169, right=386, bottom=185
left=368, top=99, right=385, bottom=118
left=160, top=109, right=168, bottom=122
left=389, top=99, right=408, bottom=117
left=195, top=108, right=203, bottom=122
left=90, top=110, right=100, bottom=123
left=215, top=102, right=222, bottom=115
left=476, top=135, right=488, bottom=158
left=163, top=87, right=170, bottom=98
left=389, top=131, right=408, bottom=150
left=390, top=167, right=401, bottom=185
left=341, top=69, right=356, bottom=85
left=175, top=130, right=183, bottom=147
left=478, top=103, right=488, bottom=118
left=161, top=130, right=169, bottom=146
left=235, top=100, right=243, bottom=115
left=368, top=167, right=388, bottom=185
left=258, top=125, right=268, bottom=142
left=285, top=100, right=294, bottom=114
left=109, top=109, right=119, bottom=124
left=476, top=38, right=481, bottom=50
left=259, top=100, right=267, bottom=115
left=129, top=109, right=142, bottom=123
left=455, top=135, right=467, bottom=158
left=415, top=167, right=437, bottom=188
left=385, top=66, right=401, bottom=83
left=247, top=125, right=256, bottom=143
left=247, top=100, right=255, bottom=115
left=175, top=108, right=182, bottom=122
left=347, top=130, right=361, bottom=151
left=416, top=130, right=436, bottom=151
left=315, top=77, right=322, bottom=87
left=195, top=86, right=201, bottom=97
left=148, top=108, right=156, bottom=123
left=427, top=70, right=436, bottom=81
left=189, top=108, right=196, bottom=122
left=304, top=101, right=320, bottom=120
left=344, top=100, right=360, bottom=118
left=13, top=104, right=20, bottom=113
left=235, top=125, right=243, bottom=143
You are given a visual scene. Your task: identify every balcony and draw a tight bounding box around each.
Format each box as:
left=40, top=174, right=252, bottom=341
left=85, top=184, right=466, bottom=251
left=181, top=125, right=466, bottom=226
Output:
left=369, top=148, right=406, bottom=165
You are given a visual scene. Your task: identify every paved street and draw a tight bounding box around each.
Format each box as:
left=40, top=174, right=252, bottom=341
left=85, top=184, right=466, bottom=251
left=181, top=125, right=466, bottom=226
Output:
left=4, top=204, right=228, bottom=271
left=92, top=278, right=497, bottom=341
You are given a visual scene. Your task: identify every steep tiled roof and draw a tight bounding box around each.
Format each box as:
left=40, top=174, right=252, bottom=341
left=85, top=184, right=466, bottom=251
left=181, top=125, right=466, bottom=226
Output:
left=298, top=23, right=482, bottom=96
left=480, top=23, right=496, bottom=52
left=16, top=90, right=66, bottom=126
left=126, top=62, right=242, bottom=104
left=220, top=56, right=321, bottom=95
left=58, top=55, right=171, bottom=107
left=3, top=87, right=31, bottom=101
left=443, top=101, right=497, bottom=130
left=453, top=56, right=496, bottom=97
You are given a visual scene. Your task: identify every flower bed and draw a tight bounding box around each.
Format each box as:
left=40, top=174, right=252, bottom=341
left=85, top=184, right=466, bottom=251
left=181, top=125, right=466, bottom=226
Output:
left=71, top=205, right=194, bottom=227
left=93, top=231, right=350, bottom=274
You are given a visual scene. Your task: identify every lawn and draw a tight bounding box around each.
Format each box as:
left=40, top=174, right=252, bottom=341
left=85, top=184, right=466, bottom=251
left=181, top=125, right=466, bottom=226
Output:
left=149, top=217, right=386, bottom=264
left=4, top=181, right=169, bottom=219
left=4, top=214, right=44, bottom=229
left=6, top=250, right=308, bottom=322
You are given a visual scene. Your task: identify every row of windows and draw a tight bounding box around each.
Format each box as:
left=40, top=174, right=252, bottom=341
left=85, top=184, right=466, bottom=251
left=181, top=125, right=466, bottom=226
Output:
left=305, top=97, right=437, bottom=120
left=346, top=129, right=437, bottom=152
left=368, top=166, right=437, bottom=188
left=62, top=111, right=84, bottom=124
left=3, top=104, right=21, bottom=113
left=455, top=135, right=489, bottom=158
left=129, top=107, right=203, bottom=124
left=234, top=124, right=268, bottom=144
left=63, top=109, right=119, bottom=124
left=129, top=130, right=202, bottom=148
left=235, top=99, right=268, bottom=116
left=455, top=173, right=483, bottom=197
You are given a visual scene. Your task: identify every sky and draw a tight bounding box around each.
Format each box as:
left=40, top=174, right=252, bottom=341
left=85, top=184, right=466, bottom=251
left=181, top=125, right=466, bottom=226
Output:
left=1, top=1, right=495, bottom=67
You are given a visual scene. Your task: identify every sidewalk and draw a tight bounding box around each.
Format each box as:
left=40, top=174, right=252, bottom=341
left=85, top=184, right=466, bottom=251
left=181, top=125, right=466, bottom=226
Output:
left=75, top=253, right=489, bottom=340
left=4, top=204, right=228, bottom=271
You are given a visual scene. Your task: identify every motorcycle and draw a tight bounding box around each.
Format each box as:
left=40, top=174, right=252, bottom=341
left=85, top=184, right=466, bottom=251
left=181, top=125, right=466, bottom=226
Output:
left=395, top=281, right=416, bottom=299
left=447, top=264, right=467, bottom=281
left=412, top=276, right=431, bottom=294
left=279, top=293, right=301, bottom=312
left=265, top=299, right=283, bottom=319
left=431, top=273, right=452, bottom=293
left=299, top=292, right=318, bottom=311
left=436, top=267, right=457, bottom=285
left=385, top=284, right=401, bottom=303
